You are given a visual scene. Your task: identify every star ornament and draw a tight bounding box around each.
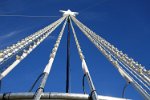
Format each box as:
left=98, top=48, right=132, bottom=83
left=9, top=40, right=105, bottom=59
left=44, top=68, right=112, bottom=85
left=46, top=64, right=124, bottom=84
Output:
left=60, top=9, right=79, bottom=16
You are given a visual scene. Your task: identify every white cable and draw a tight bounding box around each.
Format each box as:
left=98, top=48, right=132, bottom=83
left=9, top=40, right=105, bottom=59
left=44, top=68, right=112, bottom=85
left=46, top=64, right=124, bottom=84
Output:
left=75, top=20, right=150, bottom=89
left=70, top=17, right=98, bottom=100
left=43, top=17, right=67, bottom=74
left=33, top=17, right=68, bottom=100
left=0, top=16, right=66, bottom=80
left=71, top=16, right=150, bottom=99
left=0, top=16, right=66, bottom=64
left=71, top=16, right=150, bottom=86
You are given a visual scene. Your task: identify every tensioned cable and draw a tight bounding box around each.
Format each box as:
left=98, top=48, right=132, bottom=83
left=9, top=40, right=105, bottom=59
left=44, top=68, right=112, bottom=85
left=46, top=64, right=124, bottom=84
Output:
left=88, top=33, right=150, bottom=86
left=71, top=16, right=150, bottom=100
left=69, top=17, right=98, bottom=100
left=77, top=20, right=150, bottom=85
left=71, top=16, right=150, bottom=86
left=0, top=16, right=65, bottom=65
left=73, top=17, right=150, bottom=91
left=0, top=16, right=66, bottom=80
left=0, top=17, right=65, bottom=60
left=73, top=18, right=150, bottom=91
left=87, top=32, right=150, bottom=92
left=98, top=40, right=150, bottom=91
left=79, top=26, right=150, bottom=94
left=34, top=17, right=68, bottom=100
left=78, top=25, right=150, bottom=99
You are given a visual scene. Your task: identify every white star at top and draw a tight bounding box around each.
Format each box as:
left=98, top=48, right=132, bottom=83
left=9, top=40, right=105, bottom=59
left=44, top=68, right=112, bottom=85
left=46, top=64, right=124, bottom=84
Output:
left=60, top=9, right=79, bottom=16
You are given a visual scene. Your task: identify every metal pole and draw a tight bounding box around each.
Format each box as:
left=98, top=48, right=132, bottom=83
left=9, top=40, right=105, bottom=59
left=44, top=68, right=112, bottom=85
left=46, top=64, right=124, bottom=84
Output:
left=0, top=92, right=130, bottom=100
left=66, top=16, right=71, bottom=93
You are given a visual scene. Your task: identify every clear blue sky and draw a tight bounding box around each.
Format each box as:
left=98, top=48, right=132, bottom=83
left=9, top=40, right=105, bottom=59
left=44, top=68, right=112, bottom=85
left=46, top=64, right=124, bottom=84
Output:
left=0, top=0, right=150, bottom=100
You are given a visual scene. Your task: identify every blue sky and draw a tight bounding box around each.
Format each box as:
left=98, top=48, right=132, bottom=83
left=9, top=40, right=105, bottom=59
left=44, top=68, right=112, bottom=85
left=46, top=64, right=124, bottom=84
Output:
left=0, top=0, right=150, bottom=100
